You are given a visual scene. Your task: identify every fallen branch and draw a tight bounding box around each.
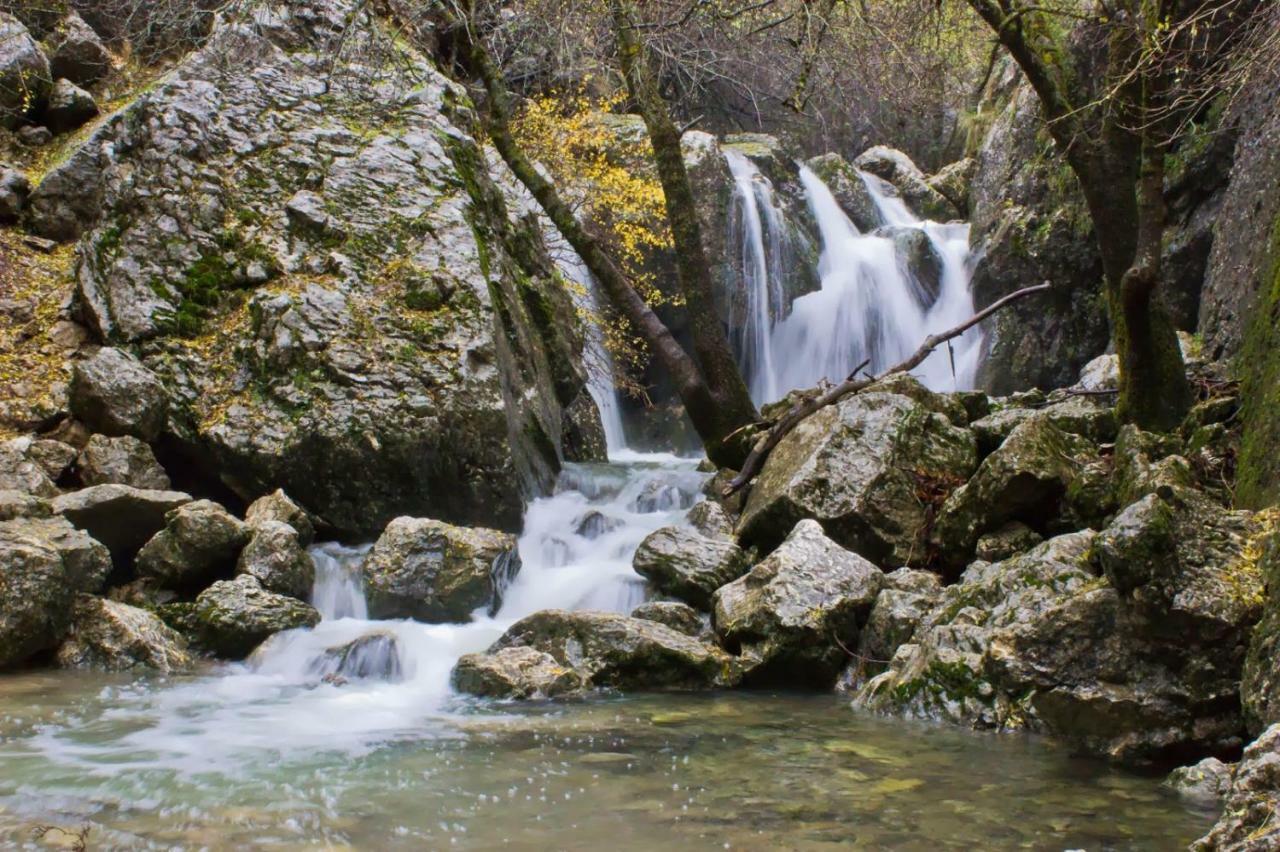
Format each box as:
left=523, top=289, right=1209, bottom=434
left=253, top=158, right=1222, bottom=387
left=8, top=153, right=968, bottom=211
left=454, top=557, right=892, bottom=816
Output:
left=723, top=283, right=1051, bottom=496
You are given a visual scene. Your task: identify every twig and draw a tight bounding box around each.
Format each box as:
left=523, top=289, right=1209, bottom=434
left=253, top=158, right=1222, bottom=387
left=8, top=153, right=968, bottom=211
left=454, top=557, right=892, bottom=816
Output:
left=723, top=283, right=1050, bottom=496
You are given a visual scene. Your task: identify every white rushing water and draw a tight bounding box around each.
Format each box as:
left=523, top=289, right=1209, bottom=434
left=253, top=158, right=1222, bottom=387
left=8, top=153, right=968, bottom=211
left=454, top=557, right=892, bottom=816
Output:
left=728, top=156, right=982, bottom=403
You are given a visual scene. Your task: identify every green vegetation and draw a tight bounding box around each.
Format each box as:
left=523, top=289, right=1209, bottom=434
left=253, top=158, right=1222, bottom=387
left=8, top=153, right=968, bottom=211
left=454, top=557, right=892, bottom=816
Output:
left=1236, top=214, right=1280, bottom=508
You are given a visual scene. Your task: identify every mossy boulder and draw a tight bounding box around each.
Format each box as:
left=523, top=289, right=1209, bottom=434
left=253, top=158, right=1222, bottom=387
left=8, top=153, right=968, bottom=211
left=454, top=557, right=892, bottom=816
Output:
left=737, top=386, right=977, bottom=567
left=54, top=594, right=191, bottom=673
left=361, top=517, right=519, bottom=623
left=632, top=526, right=751, bottom=610
left=853, top=145, right=957, bottom=221
left=714, top=520, right=884, bottom=687
left=805, top=152, right=882, bottom=232
left=184, top=574, right=320, bottom=658
left=452, top=646, right=584, bottom=699
left=135, top=499, right=250, bottom=592
left=842, top=567, right=943, bottom=691
left=236, top=519, right=314, bottom=600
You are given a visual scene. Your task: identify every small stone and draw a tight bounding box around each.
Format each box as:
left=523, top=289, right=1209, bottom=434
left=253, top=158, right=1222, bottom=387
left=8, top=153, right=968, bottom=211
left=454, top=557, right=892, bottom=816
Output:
left=244, top=489, right=314, bottom=546
left=1164, top=757, right=1233, bottom=804
left=43, top=77, right=99, bottom=134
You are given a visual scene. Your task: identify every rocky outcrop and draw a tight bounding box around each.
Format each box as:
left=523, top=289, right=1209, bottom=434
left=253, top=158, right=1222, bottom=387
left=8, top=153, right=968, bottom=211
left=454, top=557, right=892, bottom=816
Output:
left=458, top=609, right=739, bottom=696
left=28, top=0, right=600, bottom=536
left=51, top=484, right=191, bottom=564
left=714, top=520, right=883, bottom=686
left=736, top=382, right=977, bottom=567
left=361, top=517, right=519, bottom=623
left=1191, top=724, right=1280, bottom=851
left=0, top=13, right=51, bottom=129
left=631, top=526, right=751, bottom=609
left=68, top=348, right=168, bottom=441
left=76, top=434, right=170, bottom=489
left=236, top=519, right=314, bottom=599
left=179, top=574, right=320, bottom=658
left=135, top=499, right=250, bottom=591
left=0, top=516, right=111, bottom=667
left=55, top=594, right=191, bottom=672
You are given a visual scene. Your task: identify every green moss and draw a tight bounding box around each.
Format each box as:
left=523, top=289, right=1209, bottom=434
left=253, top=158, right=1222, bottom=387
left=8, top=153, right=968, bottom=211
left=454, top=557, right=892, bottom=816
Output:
left=1236, top=213, right=1280, bottom=509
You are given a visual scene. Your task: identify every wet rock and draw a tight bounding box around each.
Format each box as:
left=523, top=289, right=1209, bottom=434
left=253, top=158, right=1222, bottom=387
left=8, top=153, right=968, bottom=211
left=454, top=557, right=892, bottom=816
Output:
left=483, top=609, right=738, bottom=693
left=574, top=510, right=623, bottom=540
left=0, top=13, right=51, bottom=129
left=55, top=594, right=191, bottom=672
left=43, top=77, right=98, bottom=134
left=51, top=484, right=191, bottom=565
left=737, top=386, right=977, bottom=567
left=856, top=568, right=942, bottom=663
left=876, top=226, right=943, bottom=306
left=685, top=500, right=733, bottom=539
left=244, top=489, right=315, bottom=546
left=1165, top=757, right=1234, bottom=804
left=932, top=418, right=1098, bottom=566
left=362, top=517, right=520, bottom=623
left=927, top=158, right=976, bottom=216
left=0, top=164, right=29, bottom=223
left=0, top=516, right=111, bottom=667
left=309, top=631, right=402, bottom=682
left=632, top=526, right=751, bottom=610
left=969, top=397, right=1117, bottom=456
left=45, top=12, right=112, bottom=86
left=135, top=500, right=250, bottom=591
left=1191, top=724, right=1280, bottom=851
left=854, top=145, right=957, bottom=221
left=76, top=434, right=170, bottom=489
left=630, top=600, right=706, bottom=637
left=714, top=520, right=883, bottom=686
left=185, top=574, right=319, bottom=658
left=69, top=348, right=168, bottom=441
left=805, top=152, right=881, bottom=232
left=452, top=646, right=584, bottom=699
left=236, top=520, right=314, bottom=599
left=974, top=522, right=1043, bottom=562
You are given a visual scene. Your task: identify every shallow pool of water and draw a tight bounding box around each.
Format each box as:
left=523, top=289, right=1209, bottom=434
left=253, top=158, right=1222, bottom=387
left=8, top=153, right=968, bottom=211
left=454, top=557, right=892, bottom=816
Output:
left=0, top=672, right=1214, bottom=850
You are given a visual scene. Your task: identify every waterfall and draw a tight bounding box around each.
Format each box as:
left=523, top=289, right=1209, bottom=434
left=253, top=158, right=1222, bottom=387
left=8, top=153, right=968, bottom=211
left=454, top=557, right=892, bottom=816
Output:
left=729, top=158, right=982, bottom=402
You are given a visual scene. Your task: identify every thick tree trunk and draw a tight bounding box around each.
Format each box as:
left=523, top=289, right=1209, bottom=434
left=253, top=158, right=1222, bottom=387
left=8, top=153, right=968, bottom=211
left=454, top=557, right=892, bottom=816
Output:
left=610, top=0, right=759, bottom=460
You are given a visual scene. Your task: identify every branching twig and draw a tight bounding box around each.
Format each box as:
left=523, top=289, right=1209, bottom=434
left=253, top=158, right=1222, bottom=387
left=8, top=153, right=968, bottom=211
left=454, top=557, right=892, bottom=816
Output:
left=723, top=283, right=1050, bottom=496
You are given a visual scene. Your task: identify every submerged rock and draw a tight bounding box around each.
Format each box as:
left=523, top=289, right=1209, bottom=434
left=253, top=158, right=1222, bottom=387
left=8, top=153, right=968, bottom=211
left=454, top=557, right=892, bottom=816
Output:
left=1191, top=724, right=1280, bottom=851
left=0, top=516, right=111, bottom=667
left=51, top=484, right=191, bottom=564
left=362, top=517, right=520, bottom=623
left=737, top=385, right=977, bottom=567
left=55, top=594, right=191, bottom=672
left=136, top=500, right=250, bottom=591
left=309, top=631, right=402, bottom=682
left=186, top=574, right=320, bottom=658
left=452, top=646, right=584, bottom=699
left=236, top=520, right=314, bottom=600
left=714, top=520, right=883, bottom=686
left=632, top=526, right=751, bottom=610
left=76, top=434, right=170, bottom=489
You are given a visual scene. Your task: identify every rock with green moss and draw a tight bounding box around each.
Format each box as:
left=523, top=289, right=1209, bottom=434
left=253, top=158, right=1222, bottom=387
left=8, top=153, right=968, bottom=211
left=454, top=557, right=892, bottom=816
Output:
left=1191, top=724, right=1280, bottom=851
left=632, top=526, right=751, bottom=610
left=452, top=646, right=585, bottom=699
left=30, top=0, right=602, bottom=537
left=974, top=522, right=1043, bottom=562
left=805, top=152, right=882, bottom=232
left=1241, top=519, right=1280, bottom=735
left=236, top=520, right=314, bottom=600
left=187, top=574, right=320, bottom=658
left=1111, top=424, right=1196, bottom=508
left=478, top=609, right=739, bottom=694
left=362, top=517, right=519, bottom=623
left=77, top=434, right=170, bottom=489
left=932, top=417, right=1098, bottom=567
left=737, top=386, right=977, bottom=567
left=1164, top=757, right=1234, bottom=804
left=135, top=499, right=250, bottom=592
left=714, top=520, right=884, bottom=687
left=842, top=567, right=943, bottom=689
left=685, top=500, right=733, bottom=539
left=927, top=158, right=976, bottom=216
left=0, top=516, right=111, bottom=668
left=54, top=593, right=192, bottom=673
left=854, top=146, right=958, bottom=221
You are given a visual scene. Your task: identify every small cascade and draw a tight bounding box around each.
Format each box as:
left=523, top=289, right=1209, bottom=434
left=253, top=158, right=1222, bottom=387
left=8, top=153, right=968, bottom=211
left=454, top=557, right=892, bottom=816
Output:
left=309, top=542, right=370, bottom=620
left=731, top=159, right=982, bottom=402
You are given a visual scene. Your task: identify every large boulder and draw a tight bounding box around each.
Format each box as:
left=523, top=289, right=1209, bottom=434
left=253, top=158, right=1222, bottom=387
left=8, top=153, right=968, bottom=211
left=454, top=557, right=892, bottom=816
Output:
left=1191, top=724, right=1280, bottom=851
left=76, top=434, right=170, bottom=489
left=631, top=526, right=751, bottom=609
left=0, top=516, right=111, bottom=667
left=451, top=646, right=584, bottom=699
left=361, top=517, right=519, bottom=623
left=714, top=520, right=884, bottom=686
left=236, top=519, right=314, bottom=599
left=44, top=12, right=112, bottom=86
left=853, top=146, right=957, bottom=221
left=68, top=348, right=168, bottom=441
left=30, top=0, right=601, bottom=536
left=51, top=484, right=191, bottom=565
left=135, top=499, right=250, bottom=591
left=54, top=594, right=191, bottom=672
left=0, top=13, right=51, bottom=129
left=183, top=574, right=320, bottom=658
left=465, top=609, right=738, bottom=695
left=737, top=384, right=977, bottom=567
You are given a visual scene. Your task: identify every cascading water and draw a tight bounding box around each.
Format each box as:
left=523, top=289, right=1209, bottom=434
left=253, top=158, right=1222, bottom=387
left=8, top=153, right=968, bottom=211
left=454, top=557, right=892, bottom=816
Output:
left=729, top=159, right=983, bottom=402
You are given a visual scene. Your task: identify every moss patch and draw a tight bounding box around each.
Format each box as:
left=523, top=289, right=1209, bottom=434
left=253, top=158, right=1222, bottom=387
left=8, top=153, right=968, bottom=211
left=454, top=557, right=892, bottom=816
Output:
left=1236, top=213, right=1280, bottom=509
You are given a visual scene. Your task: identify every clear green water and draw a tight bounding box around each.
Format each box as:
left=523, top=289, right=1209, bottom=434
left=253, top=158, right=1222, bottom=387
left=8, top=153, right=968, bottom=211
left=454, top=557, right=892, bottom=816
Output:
left=0, top=670, right=1214, bottom=850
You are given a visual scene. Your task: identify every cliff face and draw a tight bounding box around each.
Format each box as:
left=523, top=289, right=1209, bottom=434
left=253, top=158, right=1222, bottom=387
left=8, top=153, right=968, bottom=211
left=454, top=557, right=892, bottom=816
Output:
left=19, top=0, right=602, bottom=535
